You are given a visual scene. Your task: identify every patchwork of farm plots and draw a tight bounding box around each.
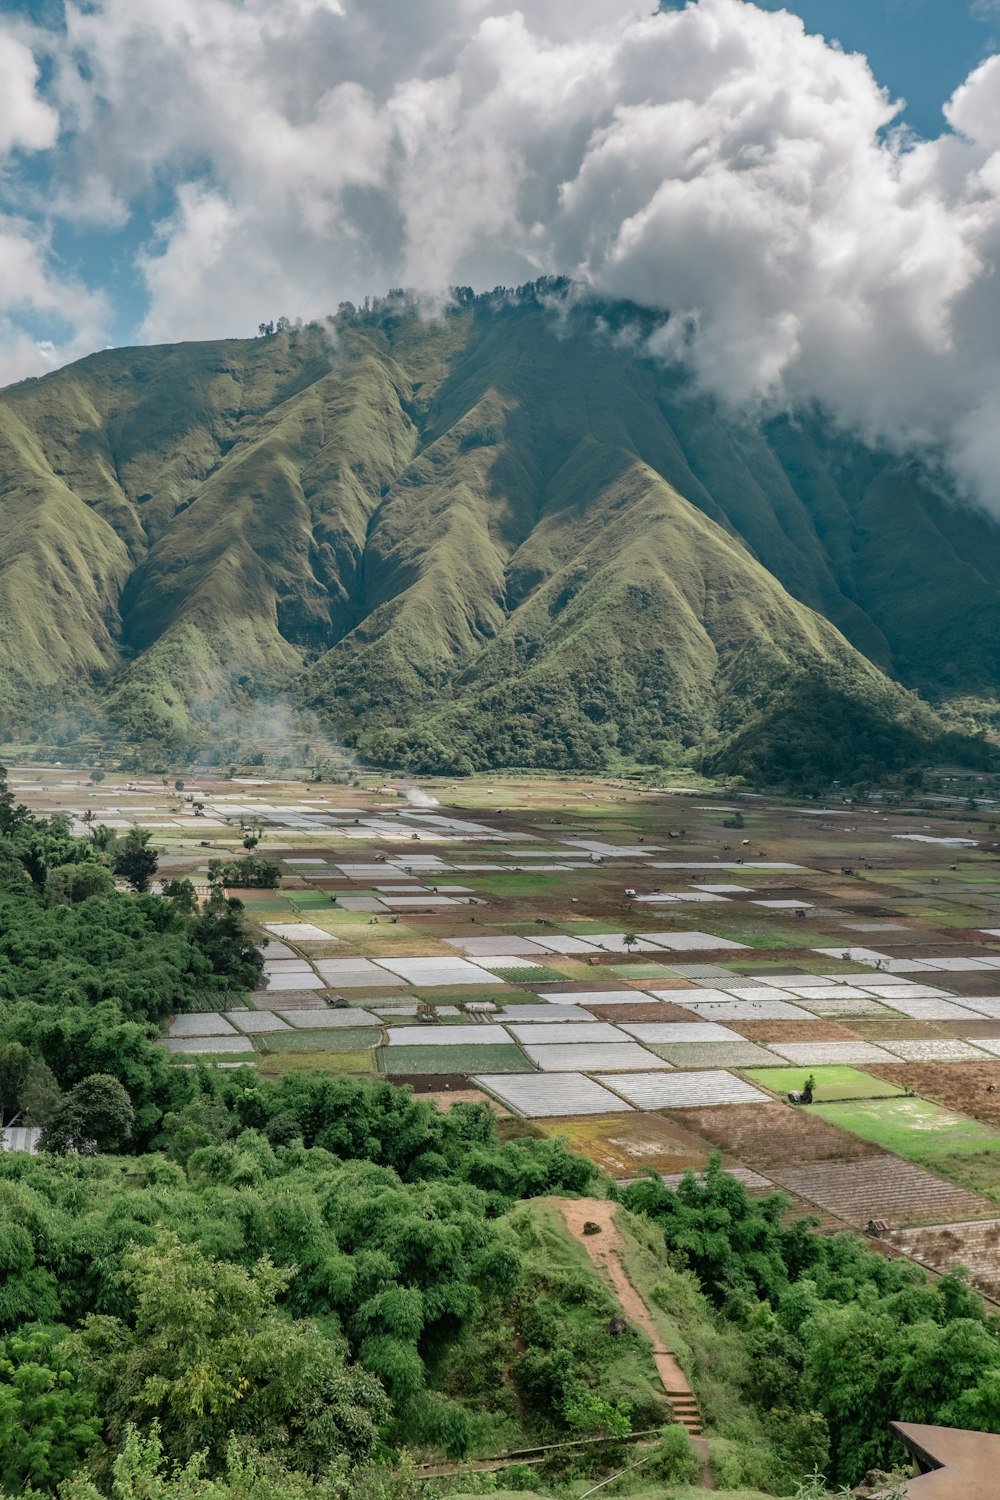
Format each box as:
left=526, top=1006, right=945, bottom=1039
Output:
left=14, top=767, right=1000, bottom=1301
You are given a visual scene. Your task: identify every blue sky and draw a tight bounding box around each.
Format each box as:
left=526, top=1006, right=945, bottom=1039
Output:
left=745, top=0, right=999, bottom=137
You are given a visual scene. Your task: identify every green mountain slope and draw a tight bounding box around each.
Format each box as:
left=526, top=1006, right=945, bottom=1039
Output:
left=0, top=285, right=996, bottom=779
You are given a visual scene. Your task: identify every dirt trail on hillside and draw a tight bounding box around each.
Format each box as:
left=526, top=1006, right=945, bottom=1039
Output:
left=554, top=1198, right=691, bottom=1393
left=552, top=1196, right=714, bottom=1486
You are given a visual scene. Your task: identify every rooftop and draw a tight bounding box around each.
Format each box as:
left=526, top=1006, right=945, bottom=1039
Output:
left=890, top=1422, right=1000, bottom=1498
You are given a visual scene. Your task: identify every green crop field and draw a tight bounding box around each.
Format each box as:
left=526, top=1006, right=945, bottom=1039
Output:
left=260, top=1027, right=382, bottom=1052
left=485, top=965, right=569, bottom=983
left=744, top=1067, right=906, bottom=1102
left=256, top=1048, right=377, bottom=1078
left=380, top=1044, right=530, bottom=1075
left=811, top=1096, right=1000, bottom=1160
left=609, top=962, right=680, bottom=979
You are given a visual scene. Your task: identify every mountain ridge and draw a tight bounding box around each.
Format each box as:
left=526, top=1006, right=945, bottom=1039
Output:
left=1, top=285, right=997, bottom=781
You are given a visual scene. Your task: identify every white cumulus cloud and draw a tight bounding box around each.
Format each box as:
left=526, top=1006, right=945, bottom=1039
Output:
left=0, top=23, right=108, bottom=384
left=2, top=0, right=1000, bottom=506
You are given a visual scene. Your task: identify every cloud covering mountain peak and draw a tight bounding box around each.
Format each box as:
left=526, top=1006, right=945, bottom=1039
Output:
left=3, top=0, right=1000, bottom=505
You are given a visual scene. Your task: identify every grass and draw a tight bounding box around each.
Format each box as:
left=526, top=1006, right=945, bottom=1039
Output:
left=608, top=962, right=680, bottom=979
left=744, top=1066, right=906, bottom=1102
left=483, top=965, right=569, bottom=983
left=457, top=873, right=567, bottom=898
left=259, top=1027, right=381, bottom=1051
left=810, top=1096, right=1000, bottom=1163
left=708, top=927, right=843, bottom=951
left=500, top=1200, right=671, bottom=1435
left=257, top=1048, right=376, bottom=1078
left=380, top=1044, right=530, bottom=1075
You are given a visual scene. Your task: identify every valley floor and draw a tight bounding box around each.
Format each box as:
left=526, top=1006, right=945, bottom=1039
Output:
left=10, top=766, right=1000, bottom=1303
left=9, top=765, right=1000, bottom=1495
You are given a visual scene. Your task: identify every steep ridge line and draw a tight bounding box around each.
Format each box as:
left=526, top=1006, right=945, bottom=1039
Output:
left=551, top=1196, right=713, bottom=1484
left=4, top=298, right=999, bottom=779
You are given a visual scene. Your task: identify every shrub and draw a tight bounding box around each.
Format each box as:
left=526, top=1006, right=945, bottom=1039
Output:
left=651, top=1423, right=701, bottom=1484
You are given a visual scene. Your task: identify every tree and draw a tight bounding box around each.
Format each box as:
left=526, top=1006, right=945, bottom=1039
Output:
left=162, top=878, right=198, bottom=915
left=207, top=855, right=280, bottom=890
left=88, top=770, right=104, bottom=785
left=70, top=1237, right=388, bottom=1471
left=0, top=1043, right=29, bottom=1126
left=114, top=830, right=159, bottom=893
left=174, top=780, right=185, bottom=793
left=41, top=1074, right=135, bottom=1154
left=240, top=818, right=263, bottom=851
left=0, top=766, right=31, bottom=837
left=18, top=1059, right=62, bottom=1127
left=46, top=862, right=115, bottom=905
left=0, top=1330, right=101, bottom=1492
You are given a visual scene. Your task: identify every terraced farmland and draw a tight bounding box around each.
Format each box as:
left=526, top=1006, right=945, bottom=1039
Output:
left=13, top=764, right=1000, bottom=1304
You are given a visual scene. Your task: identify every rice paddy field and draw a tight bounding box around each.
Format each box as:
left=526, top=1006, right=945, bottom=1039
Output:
left=11, top=764, right=1000, bottom=1301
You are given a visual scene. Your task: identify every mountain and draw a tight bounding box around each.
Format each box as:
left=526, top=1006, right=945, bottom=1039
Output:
left=1, top=284, right=997, bottom=781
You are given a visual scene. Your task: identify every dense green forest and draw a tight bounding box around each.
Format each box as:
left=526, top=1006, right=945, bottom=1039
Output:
left=4, top=766, right=1000, bottom=1498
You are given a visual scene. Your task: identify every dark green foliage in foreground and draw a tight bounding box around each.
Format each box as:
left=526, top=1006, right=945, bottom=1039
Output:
left=624, top=1159, right=1000, bottom=1486
left=0, top=1099, right=596, bottom=1488
left=0, top=779, right=607, bottom=1487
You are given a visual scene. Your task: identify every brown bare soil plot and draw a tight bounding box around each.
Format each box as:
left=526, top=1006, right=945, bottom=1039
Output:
left=661, top=1101, right=881, bottom=1168
left=940, top=1020, right=1000, bottom=1040
left=768, top=1156, right=997, bottom=1229
left=871, top=1062, right=1000, bottom=1129
left=587, top=1002, right=701, bottom=1023
left=421, top=1087, right=511, bottom=1114
left=629, top=977, right=700, bottom=991
left=731, top=1019, right=861, bottom=1042
left=929, top=972, right=1000, bottom=996
left=850, top=1018, right=950, bottom=1040
left=889, top=1219, right=1000, bottom=1300
left=535, top=1112, right=713, bottom=1177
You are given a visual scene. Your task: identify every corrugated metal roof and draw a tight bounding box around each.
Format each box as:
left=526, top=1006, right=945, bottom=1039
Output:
left=1, top=1125, right=41, bottom=1154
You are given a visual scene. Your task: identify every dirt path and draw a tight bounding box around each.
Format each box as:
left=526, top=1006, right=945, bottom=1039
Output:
left=555, top=1198, right=692, bottom=1396
left=551, top=1194, right=714, bottom=1498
